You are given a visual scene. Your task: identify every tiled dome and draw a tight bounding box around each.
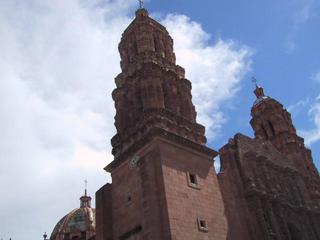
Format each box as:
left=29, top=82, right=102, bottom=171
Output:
left=50, top=192, right=95, bottom=240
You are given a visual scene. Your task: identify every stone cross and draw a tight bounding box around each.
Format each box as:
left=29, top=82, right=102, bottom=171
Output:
left=252, top=77, right=258, bottom=87
left=138, top=0, right=144, bottom=8
left=84, top=179, right=88, bottom=196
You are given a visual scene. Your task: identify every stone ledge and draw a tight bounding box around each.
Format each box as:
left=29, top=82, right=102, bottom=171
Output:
left=105, top=127, right=217, bottom=172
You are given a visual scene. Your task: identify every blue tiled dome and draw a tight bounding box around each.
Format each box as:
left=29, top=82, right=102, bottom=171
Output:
left=50, top=193, right=95, bottom=240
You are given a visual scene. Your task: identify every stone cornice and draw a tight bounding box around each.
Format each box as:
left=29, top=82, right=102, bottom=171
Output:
left=111, top=108, right=206, bottom=153
left=105, top=127, right=217, bottom=172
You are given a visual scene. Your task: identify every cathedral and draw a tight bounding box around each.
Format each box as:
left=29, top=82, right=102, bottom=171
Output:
left=49, top=6, right=320, bottom=240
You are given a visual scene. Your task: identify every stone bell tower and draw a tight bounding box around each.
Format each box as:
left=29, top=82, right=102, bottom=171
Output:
left=96, top=8, right=227, bottom=240
left=250, top=84, right=320, bottom=210
left=218, top=84, right=320, bottom=240
left=250, top=85, right=318, bottom=178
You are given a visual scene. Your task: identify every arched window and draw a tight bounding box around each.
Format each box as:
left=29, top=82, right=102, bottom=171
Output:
left=80, top=231, right=86, bottom=240
left=63, top=233, right=70, bottom=240
left=153, top=35, right=158, bottom=51
left=288, top=223, right=303, bottom=240
left=261, top=125, right=268, bottom=139
left=268, top=120, right=275, bottom=136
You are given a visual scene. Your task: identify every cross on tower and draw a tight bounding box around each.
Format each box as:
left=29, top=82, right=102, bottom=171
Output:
left=84, top=179, right=88, bottom=196
left=138, top=0, right=144, bottom=9
left=251, top=76, right=258, bottom=87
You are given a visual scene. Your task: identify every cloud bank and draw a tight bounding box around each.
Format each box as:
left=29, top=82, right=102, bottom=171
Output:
left=296, top=72, right=320, bottom=146
left=162, top=14, right=252, bottom=137
left=311, top=71, right=320, bottom=82
left=0, top=1, right=252, bottom=239
left=285, top=0, right=320, bottom=52
left=0, top=0, right=131, bottom=239
left=300, top=95, right=320, bottom=145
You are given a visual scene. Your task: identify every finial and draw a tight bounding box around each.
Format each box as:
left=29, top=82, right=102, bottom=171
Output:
left=135, top=0, right=149, bottom=18
left=138, top=0, right=144, bottom=9
left=80, top=180, right=91, bottom=208
left=43, top=232, right=47, bottom=240
left=252, top=76, right=265, bottom=99
left=252, top=76, right=258, bottom=88
left=84, top=179, right=88, bottom=196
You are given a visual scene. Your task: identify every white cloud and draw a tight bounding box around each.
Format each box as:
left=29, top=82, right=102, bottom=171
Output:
left=285, top=0, right=319, bottom=53
left=300, top=96, right=320, bottom=145
left=162, top=14, right=252, bottom=138
left=299, top=71, right=320, bottom=145
left=311, top=71, right=320, bottom=82
left=0, top=0, right=133, bottom=239
left=294, top=0, right=314, bottom=24
left=214, top=156, right=221, bottom=173
left=0, top=2, right=252, bottom=239
left=287, top=98, right=310, bottom=115
left=293, top=71, right=320, bottom=145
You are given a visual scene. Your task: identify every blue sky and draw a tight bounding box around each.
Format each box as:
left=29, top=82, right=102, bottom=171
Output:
left=149, top=0, right=320, bottom=168
left=0, top=0, right=319, bottom=239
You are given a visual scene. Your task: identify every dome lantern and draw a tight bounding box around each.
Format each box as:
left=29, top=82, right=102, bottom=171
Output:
left=49, top=184, right=95, bottom=240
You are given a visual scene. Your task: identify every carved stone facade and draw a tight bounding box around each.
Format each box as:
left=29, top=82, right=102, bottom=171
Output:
left=218, top=87, right=320, bottom=240
left=95, top=7, right=320, bottom=240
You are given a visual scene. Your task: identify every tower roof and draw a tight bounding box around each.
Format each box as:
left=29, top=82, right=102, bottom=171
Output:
left=118, top=7, right=177, bottom=74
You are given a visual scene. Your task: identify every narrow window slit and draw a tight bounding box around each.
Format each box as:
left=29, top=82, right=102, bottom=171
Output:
left=197, top=218, right=209, bottom=232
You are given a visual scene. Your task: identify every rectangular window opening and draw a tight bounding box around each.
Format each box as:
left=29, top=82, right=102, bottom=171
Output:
left=127, top=193, right=132, bottom=204
left=187, top=172, right=200, bottom=189
left=197, top=218, right=208, bottom=232
left=189, top=173, right=197, bottom=185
